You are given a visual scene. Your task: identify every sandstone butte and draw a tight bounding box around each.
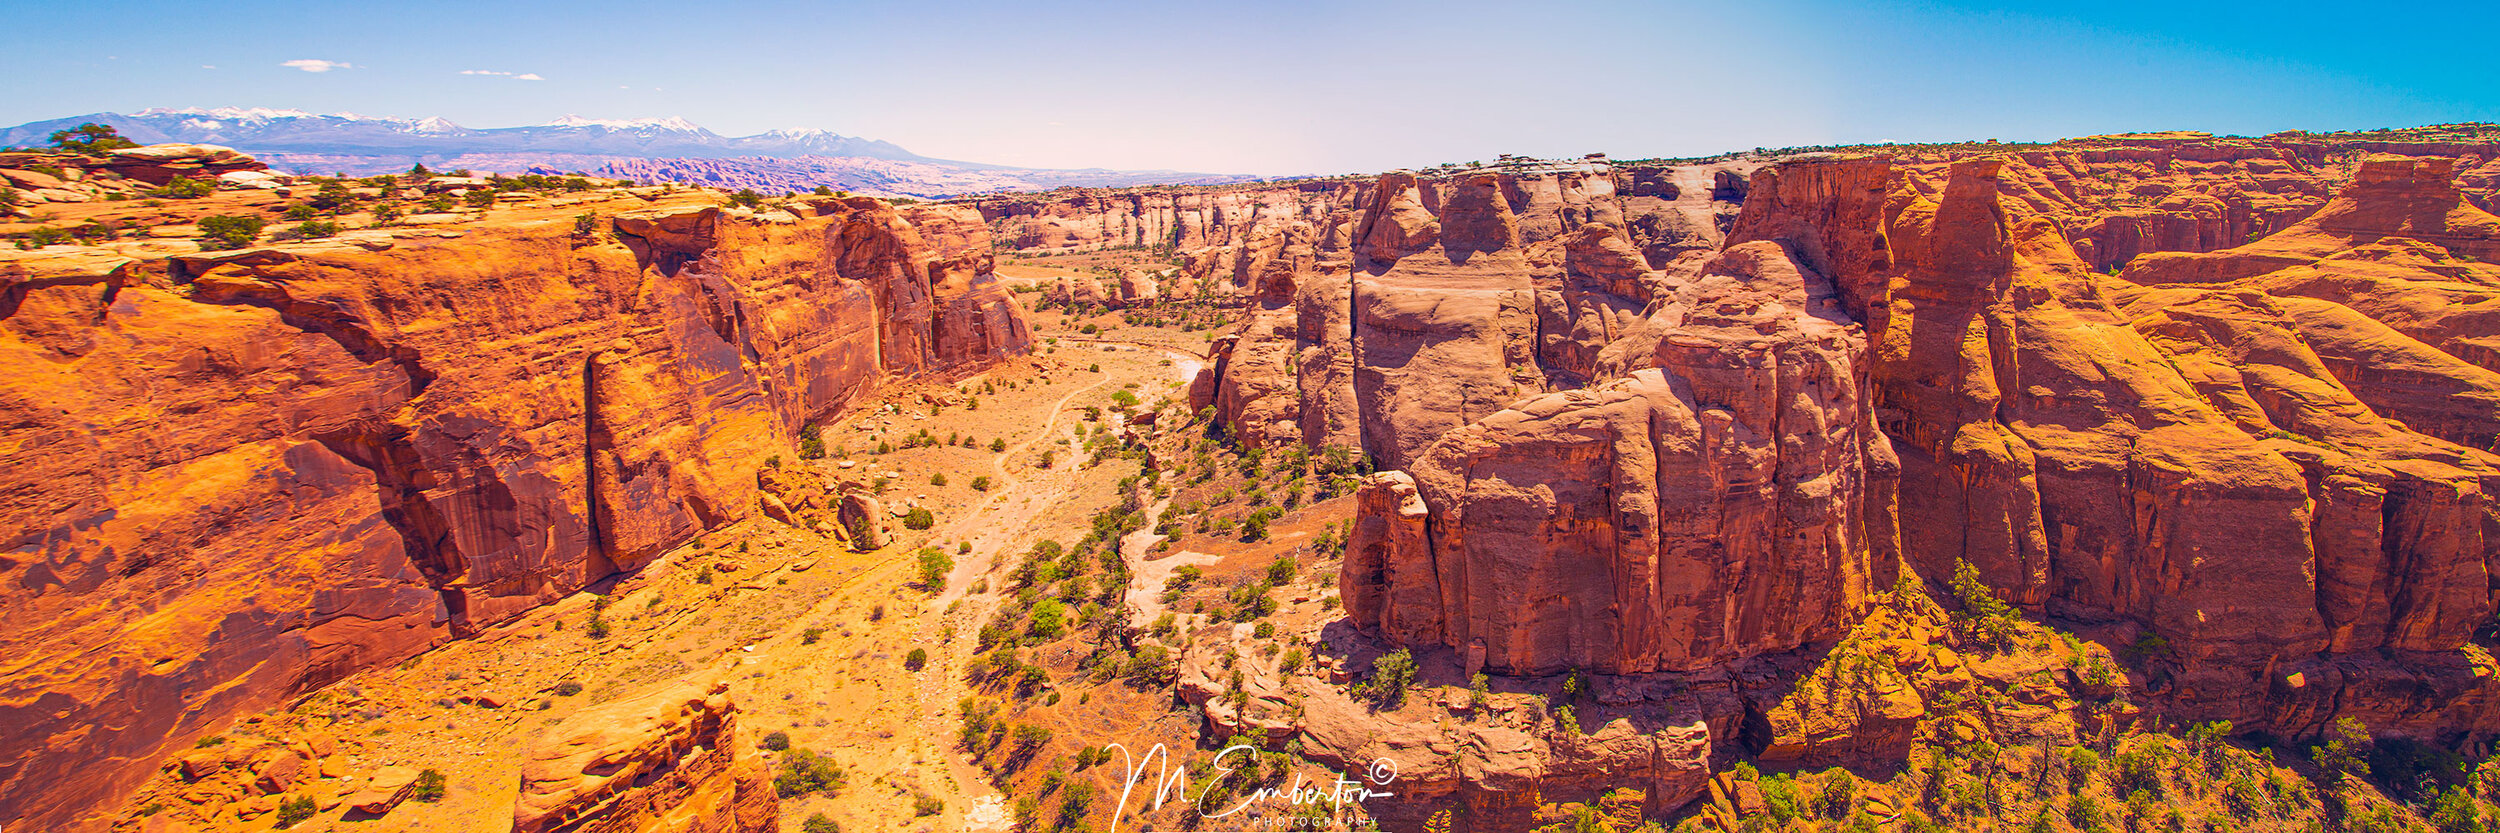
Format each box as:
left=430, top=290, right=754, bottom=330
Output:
left=1112, top=132, right=2500, bottom=760
left=0, top=166, right=1030, bottom=831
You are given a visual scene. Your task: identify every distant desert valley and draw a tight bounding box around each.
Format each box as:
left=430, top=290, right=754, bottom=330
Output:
left=4, top=119, right=2500, bottom=833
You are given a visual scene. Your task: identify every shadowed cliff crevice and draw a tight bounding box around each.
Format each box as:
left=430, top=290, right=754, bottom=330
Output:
left=311, top=425, right=475, bottom=635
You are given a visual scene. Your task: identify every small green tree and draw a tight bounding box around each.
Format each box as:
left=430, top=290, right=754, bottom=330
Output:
left=287, top=220, right=341, bottom=240
left=50, top=123, right=138, bottom=155
left=1358, top=649, right=1417, bottom=708
left=905, top=648, right=928, bottom=671
left=2314, top=716, right=2372, bottom=778
left=773, top=748, right=846, bottom=797
left=970, top=475, right=993, bottom=492
left=915, top=547, right=953, bottom=591
left=802, top=813, right=841, bottom=833
left=1028, top=600, right=1068, bottom=640
left=904, top=506, right=935, bottom=529
left=761, top=730, right=791, bottom=751
left=989, top=438, right=1008, bottom=452
left=195, top=215, right=268, bottom=250
left=1948, top=558, right=2018, bottom=650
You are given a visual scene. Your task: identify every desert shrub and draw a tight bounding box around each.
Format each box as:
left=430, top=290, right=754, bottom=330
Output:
left=411, top=768, right=447, bottom=802
left=553, top=680, right=584, bottom=696
left=913, top=792, right=943, bottom=816
left=573, top=211, right=599, bottom=235
left=275, top=794, right=317, bottom=827
left=915, top=547, right=953, bottom=591
left=1266, top=555, right=1297, bottom=585
left=931, top=472, right=947, bottom=487
left=1356, top=649, right=1417, bottom=708
left=904, top=506, right=935, bottom=530
left=463, top=190, right=495, bottom=209
left=286, top=220, right=341, bottom=240
left=195, top=214, right=268, bottom=250
left=151, top=177, right=215, bottom=199
left=905, top=648, right=928, bottom=671
left=761, top=730, right=791, bottom=751
left=774, top=748, right=846, bottom=797
left=989, top=438, right=1008, bottom=452
left=1815, top=771, right=1857, bottom=819
left=801, top=627, right=824, bottom=645
left=1028, top=600, right=1068, bottom=640
left=2313, top=716, right=2372, bottom=778
left=802, top=813, right=840, bottom=833
left=585, top=613, right=611, bottom=639
left=284, top=204, right=318, bottom=221
left=1760, top=773, right=1802, bottom=823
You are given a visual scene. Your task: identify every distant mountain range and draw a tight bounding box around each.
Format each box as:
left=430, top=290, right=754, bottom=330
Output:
left=0, top=108, right=1256, bottom=197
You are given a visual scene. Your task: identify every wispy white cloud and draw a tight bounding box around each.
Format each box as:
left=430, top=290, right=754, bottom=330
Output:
left=282, top=59, right=354, bottom=73
left=514, top=73, right=544, bottom=81
left=462, top=69, right=545, bottom=80
left=459, top=69, right=511, bottom=76
left=202, top=65, right=216, bottom=70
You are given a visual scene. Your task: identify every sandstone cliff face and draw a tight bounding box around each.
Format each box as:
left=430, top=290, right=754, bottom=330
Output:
left=1344, top=239, right=1892, bottom=674
left=1305, top=136, right=2500, bottom=737
left=513, top=671, right=775, bottom=833
left=0, top=196, right=1027, bottom=831
left=1097, top=161, right=1759, bottom=468
left=1850, top=154, right=2500, bottom=731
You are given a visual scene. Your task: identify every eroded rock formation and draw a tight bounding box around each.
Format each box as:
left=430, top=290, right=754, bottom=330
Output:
left=1344, top=238, right=1893, bottom=675
left=1288, top=135, right=2500, bottom=739
left=513, top=671, right=775, bottom=833
left=0, top=195, right=1027, bottom=830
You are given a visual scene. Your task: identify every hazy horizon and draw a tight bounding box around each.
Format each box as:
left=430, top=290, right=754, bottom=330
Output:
left=5, top=0, right=2495, bottom=176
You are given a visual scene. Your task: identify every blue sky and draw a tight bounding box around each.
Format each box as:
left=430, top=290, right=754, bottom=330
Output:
left=2, top=0, right=2492, bottom=175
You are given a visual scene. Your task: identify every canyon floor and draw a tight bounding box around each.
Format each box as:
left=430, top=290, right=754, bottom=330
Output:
left=107, top=293, right=1223, bottom=832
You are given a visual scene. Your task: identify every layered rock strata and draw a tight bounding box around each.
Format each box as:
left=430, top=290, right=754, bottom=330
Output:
left=513, top=672, right=776, bottom=833
left=0, top=195, right=1027, bottom=830
left=1328, top=144, right=2500, bottom=741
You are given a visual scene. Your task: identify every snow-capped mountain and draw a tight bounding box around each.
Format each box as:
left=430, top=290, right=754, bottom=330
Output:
left=0, top=108, right=1256, bottom=196
left=0, top=108, right=925, bottom=162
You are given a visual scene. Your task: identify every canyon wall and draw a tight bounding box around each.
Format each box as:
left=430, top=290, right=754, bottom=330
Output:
left=1123, top=133, right=2500, bottom=739
left=0, top=196, right=1027, bottom=830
